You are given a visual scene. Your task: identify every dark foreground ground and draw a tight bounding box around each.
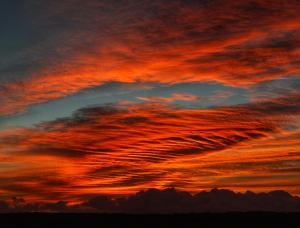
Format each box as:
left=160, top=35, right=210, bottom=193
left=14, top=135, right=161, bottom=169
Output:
left=0, top=212, right=299, bottom=228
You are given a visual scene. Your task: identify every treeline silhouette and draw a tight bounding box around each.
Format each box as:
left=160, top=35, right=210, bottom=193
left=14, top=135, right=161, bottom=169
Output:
left=1, top=188, right=300, bottom=213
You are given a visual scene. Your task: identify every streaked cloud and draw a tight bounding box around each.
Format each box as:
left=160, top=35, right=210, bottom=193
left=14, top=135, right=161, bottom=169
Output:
left=0, top=92, right=300, bottom=201
left=1, top=0, right=300, bottom=206
left=1, top=0, right=300, bottom=115
left=137, top=93, right=200, bottom=103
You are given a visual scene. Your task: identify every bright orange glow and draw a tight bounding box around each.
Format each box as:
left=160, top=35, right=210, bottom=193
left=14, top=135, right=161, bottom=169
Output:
left=1, top=93, right=300, bottom=201
left=1, top=0, right=300, bottom=208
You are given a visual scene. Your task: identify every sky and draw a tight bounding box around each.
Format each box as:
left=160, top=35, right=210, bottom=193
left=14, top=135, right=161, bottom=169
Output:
left=0, top=0, right=300, bottom=205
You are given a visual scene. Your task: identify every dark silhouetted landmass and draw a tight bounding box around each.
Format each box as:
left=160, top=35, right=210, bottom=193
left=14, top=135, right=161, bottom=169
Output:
left=1, top=188, right=300, bottom=213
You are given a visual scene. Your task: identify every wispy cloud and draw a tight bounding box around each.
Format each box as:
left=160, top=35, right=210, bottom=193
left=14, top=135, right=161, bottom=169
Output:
left=137, top=93, right=200, bottom=103
left=1, top=0, right=300, bottom=115
left=0, top=92, right=300, bottom=200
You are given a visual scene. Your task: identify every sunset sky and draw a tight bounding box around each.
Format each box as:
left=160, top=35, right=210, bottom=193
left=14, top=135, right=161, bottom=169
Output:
left=0, top=0, right=300, bottom=204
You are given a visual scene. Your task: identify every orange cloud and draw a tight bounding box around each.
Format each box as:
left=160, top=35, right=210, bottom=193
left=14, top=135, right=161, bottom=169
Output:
left=137, top=93, right=200, bottom=103
left=1, top=93, right=300, bottom=201
left=1, top=0, right=300, bottom=115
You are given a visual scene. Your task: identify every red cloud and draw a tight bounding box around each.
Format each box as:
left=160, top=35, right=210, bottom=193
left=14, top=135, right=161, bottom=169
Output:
left=137, top=93, right=200, bottom=103
left=1, top=0, right=300, bottom=115
left=1, top=93, right=300, bottom=201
